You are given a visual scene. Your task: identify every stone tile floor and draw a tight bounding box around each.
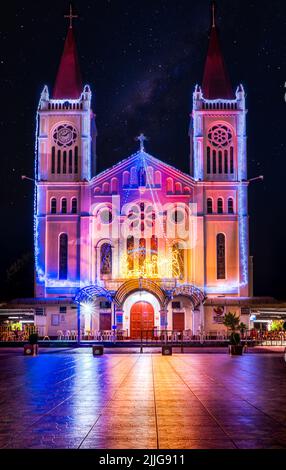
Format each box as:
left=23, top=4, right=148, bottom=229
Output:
left=0, top=349, right=286, bottom=449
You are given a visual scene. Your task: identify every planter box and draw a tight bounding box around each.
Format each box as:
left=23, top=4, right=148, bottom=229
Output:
left=162, top=346, right=173, bottom=356
left=24, top=344, right=39, bottom=356
left=93, top=345, right=104, bottom=356
left=228, top=345, right=243, bottom=356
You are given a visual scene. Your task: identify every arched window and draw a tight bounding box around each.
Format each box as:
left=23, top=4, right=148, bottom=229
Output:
left=138, top=166, right=146, bottom=187
left=111, top=178, right=118, bottom=194
left=212, top=150, right=217, bottom=174
left=230, top=147, right=234, bottom=174
left=167, top=178, right=174, bottom=194
left=69, top=150, right=73, bottom=174
left=207, top=147, right=211, bottom=174
left=63, top=151, right=67, bottom=174
left=224, top=150, right=228, bottom=174
left=130, top=166, right=138, bottom=186
left=59, top=234, right=68, bottom=280
left=155, top=171, right=162, bottom=187
left=57, top=150, right=61, bottom=174
left=207, top=198, right=213, bottom=214
left=138, top=238, right=146, bottom=269
left=218, top=151, right=223, bottom=174
left=100, top=243, right=112, bottom=277
left=74, top=146, right=79, bottom=174
left=228, top=198, right=234, bottom=214
left=147, top=166, right=154, bottom=186
left=151, top=235, right=158, bottom=275
left=127, top=236, right=134, bottom=272
left=217, top=233, right=226, bottom=280
left=207, top=124, right=234, bottom=176
left=217, top=198, right=224, bottom=214
left=102, top=182, right=110, bottom=194
left=175, top=182, right=182, bottom=194
left=71, top=198, right=77, bottom=214
left=51, top=198, right=57, bottom=214
left=123, top=171, right=130, bottom=187
left=51, top=147, right=56, bottom=174
left=61, top=198, right=67, bottom=214
left=172, top=243, right=184, bottom=279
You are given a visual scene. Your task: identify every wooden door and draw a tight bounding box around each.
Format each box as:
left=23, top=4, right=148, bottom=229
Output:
left=99, top=313, right=111, bottom=331
left=173, top=312, right=185, bottom=332
left=130, top=302, right=154, bottom=339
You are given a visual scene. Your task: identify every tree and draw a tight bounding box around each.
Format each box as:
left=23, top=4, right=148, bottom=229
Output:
left=223, top=312, right=241, bottom=345
left=270, top=320, right=284, bottom=332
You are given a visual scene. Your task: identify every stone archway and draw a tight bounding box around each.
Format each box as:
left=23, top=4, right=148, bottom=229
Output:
left=122, top=290, right=161, bottom=337
left=114, top=279, right=166, bottom=309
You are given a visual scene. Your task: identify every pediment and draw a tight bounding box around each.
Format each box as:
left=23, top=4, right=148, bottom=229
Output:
left=90, top=150, right=196, bottom=197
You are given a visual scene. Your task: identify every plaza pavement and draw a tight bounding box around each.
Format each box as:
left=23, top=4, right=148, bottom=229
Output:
left=0, top=349, right=286, bottom=449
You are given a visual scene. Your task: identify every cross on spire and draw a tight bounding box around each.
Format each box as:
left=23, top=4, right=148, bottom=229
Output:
left=136, top=133, right=147, bottom=151
left=212, top=1, right=216, bottom=28
left=64, top=4, right=78, bottom=29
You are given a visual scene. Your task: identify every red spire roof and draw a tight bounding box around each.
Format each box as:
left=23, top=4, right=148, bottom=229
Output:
left=53, top=27, right=82, bottom=99
left=202, top=6, right=234, bottom=100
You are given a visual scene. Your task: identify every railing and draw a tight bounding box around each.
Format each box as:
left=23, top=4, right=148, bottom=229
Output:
left=246, top=330, right=286, bottom=347
left=79, top=330, right=129, bottom=342
left=139, top=329, right=229, bottom=351
left=1, top=326, right=286, bottom=346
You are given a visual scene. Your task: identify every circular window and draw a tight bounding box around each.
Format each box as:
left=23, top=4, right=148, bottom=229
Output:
left=208, top=124, right=233, bottom=148
left=53, top=124, right=78, bottom=147
left=171, top=209, right=185, bottom=224
left=100, top=209, right=113, bottom=224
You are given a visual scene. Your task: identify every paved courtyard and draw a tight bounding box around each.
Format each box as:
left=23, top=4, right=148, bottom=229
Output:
left=0, top=349, right=286, bottom=449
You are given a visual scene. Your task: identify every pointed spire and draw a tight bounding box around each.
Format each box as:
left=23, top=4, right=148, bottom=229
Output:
left=53, top=5, right=82, bottom=99
left=202, top=2, right=234, bottom=100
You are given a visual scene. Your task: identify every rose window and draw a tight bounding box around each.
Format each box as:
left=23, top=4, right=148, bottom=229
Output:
left=208, top=125, right=233, bottom=148
left=53, top=124, right=78, bottom=148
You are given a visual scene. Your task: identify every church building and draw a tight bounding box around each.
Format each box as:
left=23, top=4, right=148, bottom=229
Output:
left=29, top=5, right=257, bottom=340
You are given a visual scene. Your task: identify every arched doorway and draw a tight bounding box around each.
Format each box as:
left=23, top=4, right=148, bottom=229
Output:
left=130, top=302, right=154, bottom=339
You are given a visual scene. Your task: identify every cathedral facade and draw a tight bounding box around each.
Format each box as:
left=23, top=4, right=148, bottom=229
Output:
left=33, top=12, right=253, bottom=340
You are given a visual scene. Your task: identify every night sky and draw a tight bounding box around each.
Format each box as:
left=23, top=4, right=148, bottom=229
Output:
left=0, top=0, right=285, bottom=300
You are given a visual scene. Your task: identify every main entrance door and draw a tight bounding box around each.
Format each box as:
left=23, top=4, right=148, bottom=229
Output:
left=173, top=312, right=185, bottom=332
left=130, top=302, right=154, bottom=339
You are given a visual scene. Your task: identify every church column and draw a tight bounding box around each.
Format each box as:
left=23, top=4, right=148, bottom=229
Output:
left=115, top=306, right=124, bottom=331
left=192, top=308, right=201, bottom=336
left=160, top=309, right=168, bottom=330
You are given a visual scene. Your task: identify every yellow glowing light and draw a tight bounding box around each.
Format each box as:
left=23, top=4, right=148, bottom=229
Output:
left=120, top=249, right=183, bottom=279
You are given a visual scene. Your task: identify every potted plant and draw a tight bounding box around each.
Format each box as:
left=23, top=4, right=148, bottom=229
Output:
left=24, top=333, right=39, bottom=356
left=223, top=312, right=244, bottom=356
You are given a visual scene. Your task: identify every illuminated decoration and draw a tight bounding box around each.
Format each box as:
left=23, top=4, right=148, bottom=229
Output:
left=34, top=98, right=45, bottom=284
left=172, top=244, right=184, bottom=279
left=74, top=285, right=113, bottom=309
left=120, top=253, right=159, bottom=279
left=114, top=279, right=167, bottom=308
left=170, top=285, right=205, bottom=309
left=120, top=247, right=183, bottom=280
